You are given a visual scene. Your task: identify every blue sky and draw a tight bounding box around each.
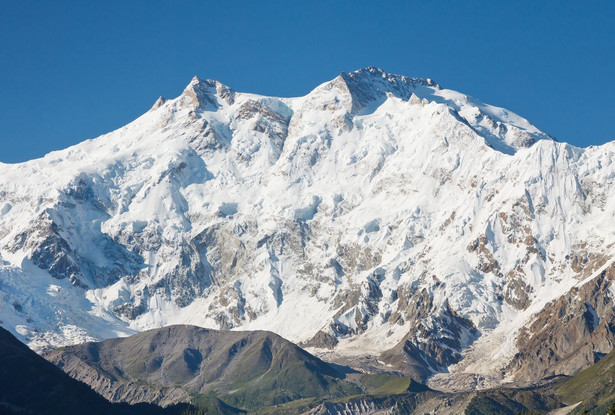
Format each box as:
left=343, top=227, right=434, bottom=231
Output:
left=1, top=0, right=614, bottom=163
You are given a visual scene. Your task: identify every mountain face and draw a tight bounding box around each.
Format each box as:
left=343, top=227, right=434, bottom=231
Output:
left=2, top=66, right=615, bottom=386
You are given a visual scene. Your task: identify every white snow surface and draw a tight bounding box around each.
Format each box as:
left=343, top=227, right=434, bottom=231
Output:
left=1, top=67, right=614, bottom=381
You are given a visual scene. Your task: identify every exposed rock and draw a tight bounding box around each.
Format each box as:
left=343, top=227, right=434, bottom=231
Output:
left=508, top=264, right=615, bottom=381
left=380, top=298, right=479, bottom=381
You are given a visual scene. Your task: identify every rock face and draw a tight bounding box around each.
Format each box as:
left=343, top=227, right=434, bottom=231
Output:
left=508, top=263, right=615, bottom=381
left=2, top=66, right=615, bottom=385
left=305, top=399, right=396, bottom=415
left=44, top=325, right=358, bottom=409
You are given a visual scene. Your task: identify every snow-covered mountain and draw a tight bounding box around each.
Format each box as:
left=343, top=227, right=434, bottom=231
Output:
left=2, top=67, right=615, bottom=387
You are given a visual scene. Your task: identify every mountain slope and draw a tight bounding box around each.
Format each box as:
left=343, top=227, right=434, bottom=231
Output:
left=0, top=325, right=198, bottom=415
left=0, top=325, right=116, bottom=414
left=2, top=67, right=615, bottom=385
left=558, top=344, right=615, bottom=413
left=44, top=325, right=361, bottom=410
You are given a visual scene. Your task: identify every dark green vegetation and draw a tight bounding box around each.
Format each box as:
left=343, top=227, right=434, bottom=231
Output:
left=0, top=326, right=200, bottom=415
left=557, top=346, right=615, bottom=414
left=249, top=373, right=437, bottom=415
left=463, top=386, right=562, bottom=415
left=465, top=346, right=615, bottom=415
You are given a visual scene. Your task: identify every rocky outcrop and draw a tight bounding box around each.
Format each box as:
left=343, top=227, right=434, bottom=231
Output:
left=508, top=263, right=615, bottom=381
left=305, top=399, right=396, bottom=415
left=380, top=298, right=479, bottom=381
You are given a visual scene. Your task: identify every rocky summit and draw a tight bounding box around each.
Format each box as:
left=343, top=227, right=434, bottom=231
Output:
left=2, top=67, right=615, bottom=389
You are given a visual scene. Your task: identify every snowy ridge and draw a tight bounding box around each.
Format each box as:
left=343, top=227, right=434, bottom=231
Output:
left=0, top=67, right=613, bottom=385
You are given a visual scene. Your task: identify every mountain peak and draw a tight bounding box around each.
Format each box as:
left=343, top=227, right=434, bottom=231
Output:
left=181, top=75, right=235, bottom=108
left=323, top=67, right=439, bottom=113
left=149, top=96, right=167, bottom=111
left=183, top=75, right=217, bottom=95
left=343, top=66, right=438, bottom=89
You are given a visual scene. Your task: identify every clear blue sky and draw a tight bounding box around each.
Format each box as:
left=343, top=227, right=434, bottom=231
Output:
left=1, top=0, right=614, bottom=163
